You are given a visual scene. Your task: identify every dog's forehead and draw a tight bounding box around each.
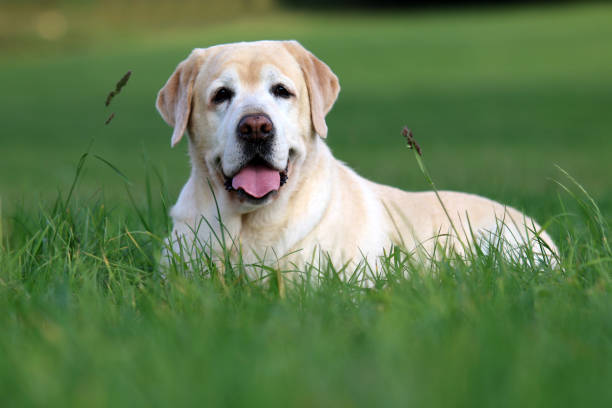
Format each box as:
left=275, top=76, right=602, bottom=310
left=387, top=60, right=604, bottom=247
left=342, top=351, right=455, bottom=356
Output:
left=203, top=42, right=302, bottom=86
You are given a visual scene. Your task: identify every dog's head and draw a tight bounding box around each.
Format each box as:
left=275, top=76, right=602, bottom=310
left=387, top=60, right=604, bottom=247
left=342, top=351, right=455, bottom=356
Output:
left=156, top=40, right=340, bottom=210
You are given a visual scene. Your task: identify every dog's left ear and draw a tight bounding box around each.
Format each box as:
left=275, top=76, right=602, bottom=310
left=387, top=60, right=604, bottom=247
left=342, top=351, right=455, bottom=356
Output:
left=283, top=41, right=340, bottom=139
left=156, top=48, right=206, bottom=147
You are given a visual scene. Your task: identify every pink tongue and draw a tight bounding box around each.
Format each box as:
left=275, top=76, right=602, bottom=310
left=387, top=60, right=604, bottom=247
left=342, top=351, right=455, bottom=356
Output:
left=231, top=165, right=281, bottom=198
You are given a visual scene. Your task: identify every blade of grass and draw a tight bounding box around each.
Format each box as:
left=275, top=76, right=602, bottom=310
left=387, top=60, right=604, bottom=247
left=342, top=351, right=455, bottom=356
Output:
left=93, top=155, right=132, bottom=186
left=555, top=165, right=610, bottom=254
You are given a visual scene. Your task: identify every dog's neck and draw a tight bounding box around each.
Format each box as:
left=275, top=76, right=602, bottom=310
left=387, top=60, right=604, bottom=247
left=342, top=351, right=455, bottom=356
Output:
left=238, top=139, right=334, bottom=252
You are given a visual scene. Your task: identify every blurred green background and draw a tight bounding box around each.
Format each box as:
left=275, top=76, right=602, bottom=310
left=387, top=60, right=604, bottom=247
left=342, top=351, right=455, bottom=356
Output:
left=1, top=0, right=611, bottom=224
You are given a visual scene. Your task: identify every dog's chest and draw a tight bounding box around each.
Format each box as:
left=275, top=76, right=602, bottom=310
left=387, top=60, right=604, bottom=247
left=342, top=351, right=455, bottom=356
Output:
left=238, top=214, right=293, bottom=253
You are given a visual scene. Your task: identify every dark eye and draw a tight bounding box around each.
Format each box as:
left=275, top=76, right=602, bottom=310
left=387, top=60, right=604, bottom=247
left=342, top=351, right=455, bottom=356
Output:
left=212, top=87, right=233, bottom=104
left=271, top=84, right=292, bottom=99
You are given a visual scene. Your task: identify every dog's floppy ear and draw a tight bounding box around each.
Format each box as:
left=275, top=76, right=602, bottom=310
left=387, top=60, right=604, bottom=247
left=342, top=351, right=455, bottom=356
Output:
left=283, top=41, right=340, bottom=139
left=156, top=48, right=206, bottom=147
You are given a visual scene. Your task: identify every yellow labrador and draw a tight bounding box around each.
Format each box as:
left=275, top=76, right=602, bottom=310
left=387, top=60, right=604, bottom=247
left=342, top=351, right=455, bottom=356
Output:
left=157, top=40, right=557, bottom=278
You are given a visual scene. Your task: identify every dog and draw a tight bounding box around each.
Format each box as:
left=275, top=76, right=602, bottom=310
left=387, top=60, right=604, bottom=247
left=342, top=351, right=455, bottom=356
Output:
left=156, top=40, right=558, bottom=281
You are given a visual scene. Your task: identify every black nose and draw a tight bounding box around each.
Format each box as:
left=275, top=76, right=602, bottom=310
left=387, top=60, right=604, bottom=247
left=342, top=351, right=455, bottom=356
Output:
left=237, top=114, right=274, bottom=142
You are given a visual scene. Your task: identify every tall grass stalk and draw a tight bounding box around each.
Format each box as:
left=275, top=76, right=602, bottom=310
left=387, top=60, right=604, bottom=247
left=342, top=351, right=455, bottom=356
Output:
left=402, top=127, right=466, bottom=251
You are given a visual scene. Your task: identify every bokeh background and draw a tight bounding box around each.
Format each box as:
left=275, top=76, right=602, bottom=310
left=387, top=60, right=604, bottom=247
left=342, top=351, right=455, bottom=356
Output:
left=1, top=0, right=611, bottom=227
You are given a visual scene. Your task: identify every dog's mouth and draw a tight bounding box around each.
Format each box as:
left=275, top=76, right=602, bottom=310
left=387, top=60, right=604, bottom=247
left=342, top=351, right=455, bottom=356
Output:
left=223, top=157, right=289, bottom=202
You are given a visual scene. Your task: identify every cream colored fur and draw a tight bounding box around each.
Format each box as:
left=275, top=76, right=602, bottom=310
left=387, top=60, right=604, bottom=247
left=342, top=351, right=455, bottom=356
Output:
left=156, top=40, right=558, bottom=281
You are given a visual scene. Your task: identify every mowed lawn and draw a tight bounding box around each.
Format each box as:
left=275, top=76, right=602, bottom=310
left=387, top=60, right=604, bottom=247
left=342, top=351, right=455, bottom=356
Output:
left=1, top=4, right=612, bottom=408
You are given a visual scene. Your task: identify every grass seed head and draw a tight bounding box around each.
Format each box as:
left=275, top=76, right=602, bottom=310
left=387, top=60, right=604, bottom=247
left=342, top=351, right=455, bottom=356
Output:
left=402, top=126, right=422, bottom=156
left=105, top=70, right=132, bottom=107
left=104, top=112, right=115, bottom=125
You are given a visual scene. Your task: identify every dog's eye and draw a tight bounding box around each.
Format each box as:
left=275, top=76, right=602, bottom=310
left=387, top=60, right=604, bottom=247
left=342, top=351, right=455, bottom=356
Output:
left=271, top=84, right=293, bottom=99
left=212, top=87, right=234, bottom=104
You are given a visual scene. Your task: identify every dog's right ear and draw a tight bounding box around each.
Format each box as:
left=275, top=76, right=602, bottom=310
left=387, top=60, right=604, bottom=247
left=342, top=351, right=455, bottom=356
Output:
left=156, top=49, right=206, bottom=147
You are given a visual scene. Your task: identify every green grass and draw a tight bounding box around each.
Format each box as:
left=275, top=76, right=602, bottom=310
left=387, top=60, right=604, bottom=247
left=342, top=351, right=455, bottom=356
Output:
left=1, top=3, right=612, bottom=407
left=1, top=164, right=611, bottom=407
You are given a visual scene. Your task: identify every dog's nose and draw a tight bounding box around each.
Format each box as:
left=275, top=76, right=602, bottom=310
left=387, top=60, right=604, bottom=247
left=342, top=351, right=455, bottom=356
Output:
left=237, top=114, right=274, bottom=142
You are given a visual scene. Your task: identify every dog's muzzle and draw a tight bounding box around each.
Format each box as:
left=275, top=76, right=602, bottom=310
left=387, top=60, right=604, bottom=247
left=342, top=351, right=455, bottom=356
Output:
left=222, top=113, right=288, bottom=201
